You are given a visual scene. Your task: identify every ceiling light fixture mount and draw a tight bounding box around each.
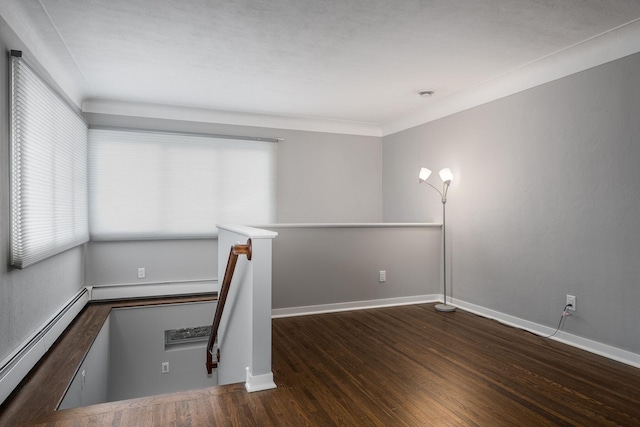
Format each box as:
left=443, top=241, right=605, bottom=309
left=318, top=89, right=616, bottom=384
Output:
left=418, top=90, right=435, bottom=97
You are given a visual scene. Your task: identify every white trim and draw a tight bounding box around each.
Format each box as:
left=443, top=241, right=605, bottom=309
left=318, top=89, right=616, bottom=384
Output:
left=381, top=18, right=640, bottom=136
left=88, top=280, right=217, bottom=301
left=0, top=2, right=86, bottom=108
left=260, top=222, right=441, bottom=229
left=216, top=224, right=278, bottom=239
left=83, top=222, right=396, bottom=241
left=271, top=295, right=440, bottom=318
left=82, top=99, right=382, bottom=137
left=450, top=297, right=640, bottom=370
left=245, top=367, right=277, bottom=392
left=0, top=288, right=89, bottom=405
left=0, top=335, right=47, bottom=405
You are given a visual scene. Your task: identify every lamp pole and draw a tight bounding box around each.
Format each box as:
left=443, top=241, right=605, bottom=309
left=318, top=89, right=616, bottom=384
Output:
left=437, top=194, right=455, bottom=312
left=419, top=168, right=456, bottom=313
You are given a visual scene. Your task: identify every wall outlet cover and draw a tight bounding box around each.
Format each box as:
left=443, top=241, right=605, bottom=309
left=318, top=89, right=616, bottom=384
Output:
left=566, top=295, right=576, bottom=311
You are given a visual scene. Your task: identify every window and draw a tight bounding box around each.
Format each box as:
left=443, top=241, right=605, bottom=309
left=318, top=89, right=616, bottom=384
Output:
left=88, top=128, right=277, bottom=239
left=10, top=53, right=89, bottom=268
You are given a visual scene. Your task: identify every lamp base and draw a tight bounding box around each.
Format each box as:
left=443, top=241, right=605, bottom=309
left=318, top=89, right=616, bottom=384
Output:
left=435, top=303, right=456, bottom=312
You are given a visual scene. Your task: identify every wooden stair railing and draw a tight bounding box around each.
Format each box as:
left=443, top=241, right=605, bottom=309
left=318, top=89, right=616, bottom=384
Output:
left=206, top=238, right=252, bottom=374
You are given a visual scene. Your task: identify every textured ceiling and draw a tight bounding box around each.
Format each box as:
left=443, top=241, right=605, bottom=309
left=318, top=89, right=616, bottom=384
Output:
left=4, top=0, right=640, bottom=128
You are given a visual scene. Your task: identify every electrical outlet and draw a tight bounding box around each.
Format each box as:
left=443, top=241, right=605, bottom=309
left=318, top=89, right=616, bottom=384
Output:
left=566, top=295, right=576, bottom=311
left=162, top=362, right=169, bottom=373
left=138, top=267, right=146, bottom=279
left=379, top=270, right=386, bottom=282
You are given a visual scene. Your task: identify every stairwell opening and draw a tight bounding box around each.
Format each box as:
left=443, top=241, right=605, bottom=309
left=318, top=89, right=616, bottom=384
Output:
left=58, top=301, right=217, bottom=410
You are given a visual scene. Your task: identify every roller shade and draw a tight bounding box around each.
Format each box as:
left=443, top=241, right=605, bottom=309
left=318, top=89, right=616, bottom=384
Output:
left=88, top=128, right=277, bottom=240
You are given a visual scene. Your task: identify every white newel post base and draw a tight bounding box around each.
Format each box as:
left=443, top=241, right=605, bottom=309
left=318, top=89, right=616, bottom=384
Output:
left=245, top=367, right=277, bottom=392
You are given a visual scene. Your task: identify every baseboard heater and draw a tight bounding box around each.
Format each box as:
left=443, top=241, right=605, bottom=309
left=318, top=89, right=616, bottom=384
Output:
left=0, top=288, right=90, bottom=405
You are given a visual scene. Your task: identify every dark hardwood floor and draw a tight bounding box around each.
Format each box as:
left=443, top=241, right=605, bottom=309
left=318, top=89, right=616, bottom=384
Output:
left=2, top=302, right=640, bottom=426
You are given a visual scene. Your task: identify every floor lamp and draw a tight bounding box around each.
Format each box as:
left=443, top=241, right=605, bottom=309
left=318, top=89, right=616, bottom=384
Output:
left=419, top=167, right=456, bottom=312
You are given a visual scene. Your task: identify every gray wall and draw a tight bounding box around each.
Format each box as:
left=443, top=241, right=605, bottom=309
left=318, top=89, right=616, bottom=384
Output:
left=85, top=240, right=217, bottom=286
left=382, top=52, right=640, bottom=354
left=61, top=302, right=219, bottom=404
left=268, top=225, right=441, bottom=309
left=107, top=302, right=217, bottom=401
left=0, top=18, right=85, bottom=364
left=83, top=114, right=382, bottom=286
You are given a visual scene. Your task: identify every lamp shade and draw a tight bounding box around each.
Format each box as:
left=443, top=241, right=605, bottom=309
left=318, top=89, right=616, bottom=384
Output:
left=439, top=168, right=453, bottom=184
left=418, top=167, right=432, bottom=181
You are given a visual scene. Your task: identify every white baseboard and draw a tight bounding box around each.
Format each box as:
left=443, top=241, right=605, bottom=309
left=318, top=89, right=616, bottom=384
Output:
left=450, top=297, right=640, bottom=370
left=88, top=280, right=217, bottom=301
left=0, top=288, right=89, bottom=405
left=271, top=294, right=440, bottom=318
left=245, top=367, right=276, bottom=392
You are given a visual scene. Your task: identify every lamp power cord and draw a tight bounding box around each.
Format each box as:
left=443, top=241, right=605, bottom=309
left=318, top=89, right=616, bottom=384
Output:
left=541, top=304, right=573, bottom=338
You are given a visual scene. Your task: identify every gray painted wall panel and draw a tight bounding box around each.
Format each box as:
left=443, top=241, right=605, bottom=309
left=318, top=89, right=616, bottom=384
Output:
left=382, top=52, right=640, bottom=354
left=107, top=302, right=217, bottom=401
left=267, top=226, right=441, bottom=309
left=85, top=239, right=217, bottom=286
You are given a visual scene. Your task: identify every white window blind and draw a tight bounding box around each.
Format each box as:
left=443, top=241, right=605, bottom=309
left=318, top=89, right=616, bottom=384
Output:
left=10, top=54, right=89, bottom=268
left=88, top=128, right=277, bottom=240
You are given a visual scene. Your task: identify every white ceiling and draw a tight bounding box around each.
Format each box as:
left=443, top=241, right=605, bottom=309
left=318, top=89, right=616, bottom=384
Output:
left=3, top=0, right=640, bottom=135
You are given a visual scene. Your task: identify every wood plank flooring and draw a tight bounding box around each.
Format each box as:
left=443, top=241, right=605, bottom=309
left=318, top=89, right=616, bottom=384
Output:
left=2, top=302, right=640, bottom=426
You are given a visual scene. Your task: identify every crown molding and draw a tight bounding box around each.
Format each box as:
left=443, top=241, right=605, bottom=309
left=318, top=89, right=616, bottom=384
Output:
left=82, top=99, right=382, bottom=137
left=381, top=18, right=640, bottom=136
left=0, top=2, right=87, bottom=108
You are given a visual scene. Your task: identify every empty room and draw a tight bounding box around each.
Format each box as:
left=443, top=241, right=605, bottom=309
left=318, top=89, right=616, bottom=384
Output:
left=1, top=1, right=640, bottom=426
